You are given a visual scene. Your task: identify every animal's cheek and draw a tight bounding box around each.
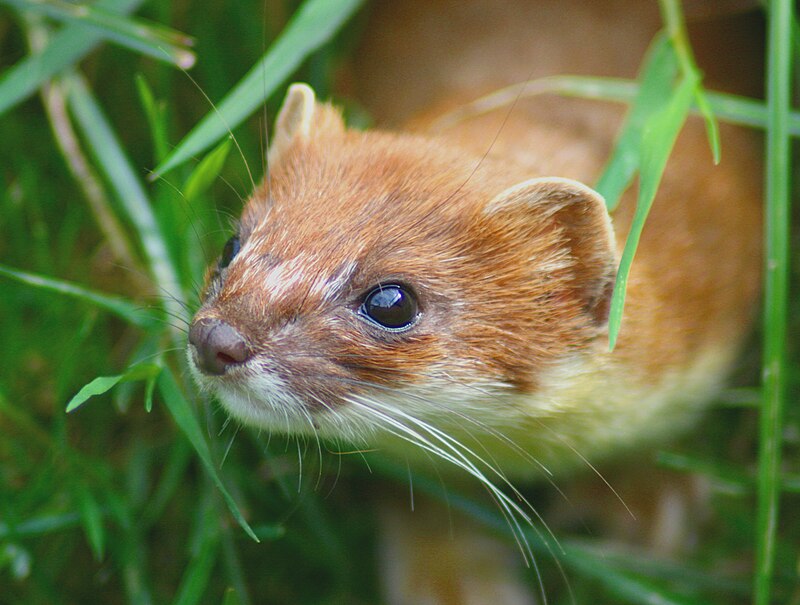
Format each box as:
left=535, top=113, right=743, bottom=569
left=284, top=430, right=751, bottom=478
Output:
left=325, top=327, right=452, bottom=392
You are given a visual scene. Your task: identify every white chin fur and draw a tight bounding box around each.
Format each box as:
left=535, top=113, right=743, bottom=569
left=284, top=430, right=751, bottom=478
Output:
left=186, top=346, right=316, bottom=435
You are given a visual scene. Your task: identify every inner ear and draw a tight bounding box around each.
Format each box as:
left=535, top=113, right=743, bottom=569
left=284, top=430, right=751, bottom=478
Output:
left=485, top=177, right=618, bottom=327
left=268, top=83, right=346, bottom=166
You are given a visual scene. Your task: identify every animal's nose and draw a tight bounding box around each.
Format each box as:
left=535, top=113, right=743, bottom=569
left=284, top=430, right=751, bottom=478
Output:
left=188, top=317, right=251, bottom=375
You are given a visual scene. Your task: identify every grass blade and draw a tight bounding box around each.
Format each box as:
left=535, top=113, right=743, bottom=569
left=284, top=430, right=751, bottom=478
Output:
left=0, top=262, right=157, bottom=328
left=75, top=485, right=106, bottom=559
left=607, top=72, right=696, bottom=349
left=4, top=0, right=195, bottom=68
left=754, top=1, right=793, bottom=603
left=135, top=73, right=170, bottom=164
left=182, top=137, right=233, bottom=203
left=171, top=500, right=220, bottom=605
left=0, top=0, right=143, bottom=116
left=65, top=73, right=186, bottom=329
left=595, top=33, right=678, bottom=211
left=0, top=513, right=82, bottom=538
left=153, top=0, right=364, bottom=178
left=658, top=0, right=721, bottom=163
left=158, top=369, right=259, bottom=543
left=66, top=364, right=162, bottom=412
left=703, top=89, right=800, bottom=134
left=435, top=75, right=800, bottom=136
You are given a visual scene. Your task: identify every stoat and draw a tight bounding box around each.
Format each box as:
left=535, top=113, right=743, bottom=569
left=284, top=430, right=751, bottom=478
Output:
left=186, top=1, right=761, bottom=602
left=186, top=93, right=760, bottom=476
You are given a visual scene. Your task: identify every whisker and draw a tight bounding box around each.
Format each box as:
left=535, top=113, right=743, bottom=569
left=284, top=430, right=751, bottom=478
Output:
left=535, top=418, right=636, bottom=520
left=329, top=372, right=558, bottom=484
left=406, top=460, right=415, bottom=512
left=323, top=445, right=345, bottom=499
left=346, top=398, right=537, bottom=565
left=295, top=437, right=303, bottom=493
left=150, top=174, right=214, bottom=264
left=219, top=414, right=233, bottom=436
left=300, top=395, right=326, bottom=491
left=221, top=423, right=241, bottom=466
left=173, top=64, right=256, bottom=193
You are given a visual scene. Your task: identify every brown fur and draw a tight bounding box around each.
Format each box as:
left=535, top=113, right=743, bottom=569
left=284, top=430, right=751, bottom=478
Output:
left=353, top=0, right=762, bottom=381
left=196, top=119, right=622, bottom=402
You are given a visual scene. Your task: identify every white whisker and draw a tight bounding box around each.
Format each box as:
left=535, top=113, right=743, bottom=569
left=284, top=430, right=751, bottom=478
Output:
left=347, top=398, right=540, bottom=566
left=535, top=419, right=636, bottom=520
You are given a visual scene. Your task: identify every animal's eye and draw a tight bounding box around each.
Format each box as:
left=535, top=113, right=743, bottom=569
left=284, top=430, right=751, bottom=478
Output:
left=219, top=235, right=240, bottom=269
left=360, top=284, right=419, bottom=331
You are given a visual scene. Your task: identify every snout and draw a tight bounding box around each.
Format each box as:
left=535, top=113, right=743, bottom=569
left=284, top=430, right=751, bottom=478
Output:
left=188, top=317, right=251, bottom=375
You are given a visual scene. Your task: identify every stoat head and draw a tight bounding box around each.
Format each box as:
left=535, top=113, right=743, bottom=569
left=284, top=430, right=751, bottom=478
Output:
left=187, top=83, right=617, bottom=441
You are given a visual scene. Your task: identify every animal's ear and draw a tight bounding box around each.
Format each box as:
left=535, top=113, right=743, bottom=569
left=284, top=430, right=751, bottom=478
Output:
left=485, top=177, right=617, bottom=327
left=268, top=83, right=346, bottom=164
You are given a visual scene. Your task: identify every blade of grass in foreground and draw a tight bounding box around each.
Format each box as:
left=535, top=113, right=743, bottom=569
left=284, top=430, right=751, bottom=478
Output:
left=755, top=0, right=792, bottom=604
left=66, top=364, right=162, bottom=413
left=433, top=76, right=800, bottom=138
left=171, top=498, right=220, bottom=605
left=66, top=73, right=186, bottom=331
left=0, top=263, right=158, bottom=328
left=0, top=0, right=143, bottom=116
left=3, top=0, right=195, bottom=68
left=594, top=33, right=678, bottom=211
left=658, top=0, right=720, bottom=163
left=153, top=0, right=364, bottom=178
left=607, top=72, right=697, bottom=350
left=158, top=368, right=259, bottom=543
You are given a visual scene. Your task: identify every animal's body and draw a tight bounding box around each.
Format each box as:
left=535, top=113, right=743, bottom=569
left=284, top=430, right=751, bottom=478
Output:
left=187, top=1, right=761, bottom=602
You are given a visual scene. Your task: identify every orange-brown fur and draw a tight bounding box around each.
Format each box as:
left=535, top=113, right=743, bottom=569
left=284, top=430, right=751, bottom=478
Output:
left=352, top=1, right=762, bottom=382
left=229, top=128, right=614, bottom=396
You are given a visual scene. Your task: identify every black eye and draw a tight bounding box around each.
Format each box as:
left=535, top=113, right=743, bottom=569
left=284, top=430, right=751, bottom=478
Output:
left=219, top=235, right=240, bottom=269
left=360, top=284, right=419, bottom=331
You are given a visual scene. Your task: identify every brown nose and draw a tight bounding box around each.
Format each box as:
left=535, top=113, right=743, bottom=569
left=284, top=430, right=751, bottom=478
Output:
left=188, top=317, right=251, bottom=375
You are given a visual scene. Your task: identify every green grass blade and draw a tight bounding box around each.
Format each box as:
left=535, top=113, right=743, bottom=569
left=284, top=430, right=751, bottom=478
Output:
left=656, top=451, right=751, bottom=495
left=67, top=376, right=127, bottom=412
left=153, top=0, right=364, bottom=178
left=658, top=0, right=721, bottom=163
left=755, top=1, right=793, bottom=603
left=182, top=137, right=233, bottom=204
left=0, top=513, right=82, bottom=538
left=561, top=545, right=715, bottom=605
left=135, top=73, right=171, bottom=164
left=437, top=75, right=800, bottom=138
left=139, top=440, right=193, bottom=528
left=608, top=73, right=696, bottom=350
left=75, top=485, right=106, bottom=559
left=595, top=32, right=678, bottom=211
left=0, top=0, right=143, bottom=116
left=692, top=86, right=721, bottom=163
left=65, top=73, right=186, bottom=327
left=4, top=0, right=195, bottom=68
left=171, top=501, right=220, bottom=605
left=0, top=263, right=157, bottom=328
left=144, top=365, right=158, bottom=413
left=66, top=364, right=162, bottom=412
left=703, top=89, right=800, bottom=134
left=158, top=369, right=259, bottom=543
